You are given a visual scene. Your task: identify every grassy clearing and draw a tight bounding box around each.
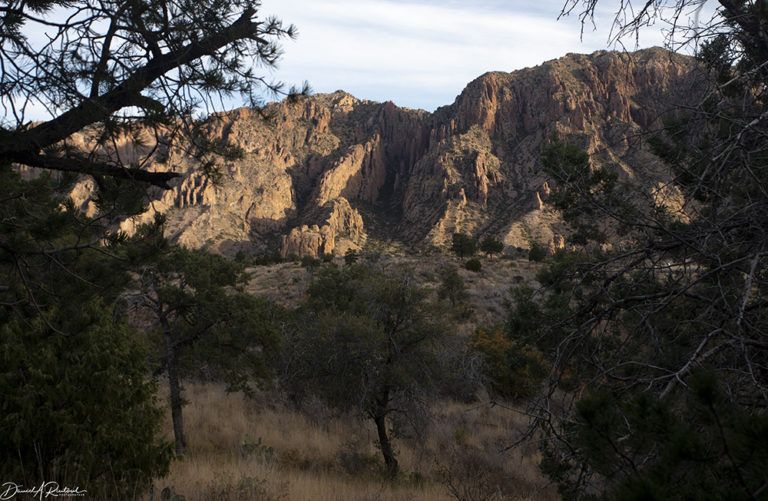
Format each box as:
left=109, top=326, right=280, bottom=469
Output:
left=146, top=383, right=557, bottom=501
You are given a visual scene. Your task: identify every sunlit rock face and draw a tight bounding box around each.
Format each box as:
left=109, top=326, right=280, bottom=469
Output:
left=73, top=48, right=706, bottom=257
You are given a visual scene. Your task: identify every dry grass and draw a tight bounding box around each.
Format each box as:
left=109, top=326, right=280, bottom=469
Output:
left=245, top=254, right=543, bottom=334
left=244, top=262, right=311, bottom=309
left=152, top=253, right=552, bottom=500
left=145, top=383, right=558, bottom=501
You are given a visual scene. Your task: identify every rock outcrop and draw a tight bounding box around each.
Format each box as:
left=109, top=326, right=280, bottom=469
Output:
left=280, top=198, right=366, bottom=258
left=68, top=48, right=708, bottom=257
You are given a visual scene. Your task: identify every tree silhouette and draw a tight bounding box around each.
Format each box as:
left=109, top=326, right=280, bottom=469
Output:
left=0, top=0, right=299, bottom=492
left=0, top=0, right=306, bottom=186
left=518, top=1, right=768, bottom=493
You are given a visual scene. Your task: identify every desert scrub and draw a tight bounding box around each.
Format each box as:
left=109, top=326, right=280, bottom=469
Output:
left=465, top=258, right=482, bottom=272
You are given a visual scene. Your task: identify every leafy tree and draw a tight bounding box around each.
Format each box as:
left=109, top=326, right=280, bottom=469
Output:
left=131, top=240, right=281, bottom=455
left=286, top=264, right=447, bottom=477
left=0, top=299, right=172, bottom=498
left=480, top=236, right=504, bottom=258
left=543, top=371, right=768, bottom=500
left=301, top=255, right=321, bottom=270
left=451, top=232, right=477, bottom=258
left=521, top=25, right=768, bottom=497
left=0, top=0, right=299, bottom=491
left=344, top=248, right=359, bottom=265
left=525, top=125, right=768, bottom=496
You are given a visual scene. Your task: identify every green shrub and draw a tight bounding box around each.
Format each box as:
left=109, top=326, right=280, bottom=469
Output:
left=528, top=243, right=547, bottom=262
left=344, top=249, right=359, bottom=265
left=253, top=251, right=285, bottom=266
left=301, top=255, right=321, bottom=268
left=465, top=258, right=482, bottom=272
left=0, top=299, right=172, bottom=498
left=438, top=265, right=468, bottom=306
left=468, top=328, right=547, bottom=399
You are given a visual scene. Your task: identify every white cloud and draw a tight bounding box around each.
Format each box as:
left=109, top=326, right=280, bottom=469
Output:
left=7, top=0, right=680, bottom=122
left=260, top=0, right=668, bottom=110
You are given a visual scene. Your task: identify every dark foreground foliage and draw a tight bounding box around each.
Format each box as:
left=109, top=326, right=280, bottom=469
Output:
left=0, top=167, right=171, bottom=497
left=511, top=3, right=768, bottom=490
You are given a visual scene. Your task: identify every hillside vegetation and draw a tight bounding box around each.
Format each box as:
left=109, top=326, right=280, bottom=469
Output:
left=4, top=0, right=767, bottom=495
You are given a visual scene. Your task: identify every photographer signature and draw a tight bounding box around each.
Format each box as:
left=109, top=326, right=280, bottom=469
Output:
left=0, top=482, right=86, bottom=500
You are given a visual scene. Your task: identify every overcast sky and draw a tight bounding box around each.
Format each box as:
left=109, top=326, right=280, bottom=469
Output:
left=258, top=0, right=674, bottom=111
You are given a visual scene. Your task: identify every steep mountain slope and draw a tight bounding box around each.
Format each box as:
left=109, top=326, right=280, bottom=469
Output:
left=81, top=47, right=708, bottom=257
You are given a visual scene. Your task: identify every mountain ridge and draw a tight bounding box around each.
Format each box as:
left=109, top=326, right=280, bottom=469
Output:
left=71, top=47, right=709, bottom=258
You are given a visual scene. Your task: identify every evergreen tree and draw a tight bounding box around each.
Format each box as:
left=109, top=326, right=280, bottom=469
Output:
left=480, top=236, right=504, bottom=258
left=130, top=239, right=281, bottom=456
left=0, top=0, right=306, bottom=187
left=0, top=167, right=171, bottom=497
left=437, top=264, right=468, bottom=306
left=451, top=233, right=477, bottom=258
left=520, top=69, right=768, bottom=499
left=511, top=4, right=768, bottom=496
left=0, top=299, right=172, bottom=498
left=0, top=0, right=299, bottom=484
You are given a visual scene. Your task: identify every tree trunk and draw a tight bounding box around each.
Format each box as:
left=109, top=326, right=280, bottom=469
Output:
left=165, top=330, right=186, bottom=456
left=373, top=412, right=398, bottom=477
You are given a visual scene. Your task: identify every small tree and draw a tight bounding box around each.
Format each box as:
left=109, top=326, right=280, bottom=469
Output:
left=468, top=328, right=547, bottom=400
left=287, top=265, right=446, bottom=477
left=301, top=255, right=321, bottom=270
left=437, top=265, right=468, bottom=306
left=527, top=243, right=546, bottom=262
left=480, top=237, right=504, bottom=258
left=0, top=298, right=172, bottom=498
left=451, top=233, right=477, bottom=258
left=132, top=238, right=280, bottom=456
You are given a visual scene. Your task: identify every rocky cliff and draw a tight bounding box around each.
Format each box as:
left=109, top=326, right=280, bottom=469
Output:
left=81, top=47, right=709, bottom=257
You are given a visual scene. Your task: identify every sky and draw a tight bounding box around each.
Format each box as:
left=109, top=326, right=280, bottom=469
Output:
left=257, top=0, right=674, bottom=111
left=7, top=0, right=714, bottom=122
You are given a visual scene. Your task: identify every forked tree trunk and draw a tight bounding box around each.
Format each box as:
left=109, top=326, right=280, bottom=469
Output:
left=164, top=329, right=186, bottom=456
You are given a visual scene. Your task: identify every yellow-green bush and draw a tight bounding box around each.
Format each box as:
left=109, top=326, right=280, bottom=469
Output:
left=468, top=328, right=548, bottom=399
